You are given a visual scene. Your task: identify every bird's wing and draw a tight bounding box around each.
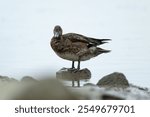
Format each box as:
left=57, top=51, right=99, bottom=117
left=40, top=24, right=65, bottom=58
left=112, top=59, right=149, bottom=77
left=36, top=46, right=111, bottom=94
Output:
left=63, top=33, right=90, bottom=44
left=86, top=38, right=111, bottom=46
left=63, top=33, right=111, bottom=46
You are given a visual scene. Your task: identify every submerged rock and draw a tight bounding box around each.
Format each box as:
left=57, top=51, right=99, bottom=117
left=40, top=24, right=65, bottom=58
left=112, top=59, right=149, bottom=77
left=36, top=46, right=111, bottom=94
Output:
left=97, top=72, right=129, bottom=88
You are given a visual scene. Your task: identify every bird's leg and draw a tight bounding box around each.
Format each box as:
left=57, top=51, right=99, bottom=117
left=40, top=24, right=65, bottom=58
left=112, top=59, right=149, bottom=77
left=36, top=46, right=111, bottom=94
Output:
left=69, top=61, right=78, bottom=72
left=72, top=79, right=75, bottom=87
left=77, top=60, right=80, bottom=87
left=77, top=79, right=80, bottom=87
left=77, top=60, right=80, bottom=70
left=72, top=61, right=75, bottom=69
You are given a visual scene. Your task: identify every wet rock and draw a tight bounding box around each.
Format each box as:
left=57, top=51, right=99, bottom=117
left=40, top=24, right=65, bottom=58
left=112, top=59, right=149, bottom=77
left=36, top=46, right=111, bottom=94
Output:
left=56, top=68, right=91, bottom=81
left=97, top=72, right=129, bottom=88
left=56, top=68, right=91, bottom=87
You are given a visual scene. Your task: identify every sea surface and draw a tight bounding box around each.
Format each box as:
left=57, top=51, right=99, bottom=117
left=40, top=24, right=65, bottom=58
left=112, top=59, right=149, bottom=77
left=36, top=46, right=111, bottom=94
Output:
left=0, top=0, right=150, bottom=87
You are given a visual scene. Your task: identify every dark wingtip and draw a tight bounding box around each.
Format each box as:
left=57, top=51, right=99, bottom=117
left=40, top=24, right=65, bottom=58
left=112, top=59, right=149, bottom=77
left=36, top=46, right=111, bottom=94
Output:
left=103, top=50, right=111, bottom=53
left=97, top=48, right=111, bottom=55
left=100, top=39, right=111, bottom=45
left=101, top=41, right=108, bottom=44
left=101, top=39, right=112, bottom=41
left=100, top=48, right=111, bottom=53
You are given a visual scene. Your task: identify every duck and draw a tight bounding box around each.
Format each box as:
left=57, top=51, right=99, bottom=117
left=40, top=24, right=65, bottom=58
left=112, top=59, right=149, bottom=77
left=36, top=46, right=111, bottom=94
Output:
left=50, top=25, right=111, bottom=70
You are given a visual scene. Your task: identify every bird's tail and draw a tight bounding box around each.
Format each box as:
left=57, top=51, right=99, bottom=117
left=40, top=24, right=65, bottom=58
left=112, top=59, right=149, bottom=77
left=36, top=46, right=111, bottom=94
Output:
left=95, top=47, right=111, bottom=56
left=88, top=38, right=111, bottom=45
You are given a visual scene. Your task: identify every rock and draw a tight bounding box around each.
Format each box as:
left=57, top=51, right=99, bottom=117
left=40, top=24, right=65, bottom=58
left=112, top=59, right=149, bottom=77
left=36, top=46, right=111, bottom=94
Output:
left=56, top=68, right=91, bottom=87
left=10, top=78, right=19, bottom=82
left=56, top=68, right=91, bottom=81
left=0, top=75, right=10, bottom=82
left=9, top=78, right=77, bottom=100
left=97, top=72, right=129, bottom=88
left=21, top=76, right=38, bottom=83
left=0, top=76, right=19, bottom=99
left=83, top=83, right=96, bottom=87
left=1, top=73, right=150, bottom=100
left=0, top=75, right=18, bottom=83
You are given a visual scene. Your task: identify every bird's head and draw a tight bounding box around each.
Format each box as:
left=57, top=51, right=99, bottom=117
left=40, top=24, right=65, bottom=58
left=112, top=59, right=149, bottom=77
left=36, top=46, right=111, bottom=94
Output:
left=53, top=25, right=63, bottom=38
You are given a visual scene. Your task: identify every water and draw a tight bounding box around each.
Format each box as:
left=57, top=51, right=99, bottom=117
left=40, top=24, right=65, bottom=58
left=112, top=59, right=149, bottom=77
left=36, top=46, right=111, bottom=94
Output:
left=0, top=0, right=150, bottom=87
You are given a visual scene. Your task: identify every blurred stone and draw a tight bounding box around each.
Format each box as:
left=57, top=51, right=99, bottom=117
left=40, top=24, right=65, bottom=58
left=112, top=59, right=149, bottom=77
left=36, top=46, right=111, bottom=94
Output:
left=0, top=75, right=18, bottom=83
left=83, top=83, right=96, bottom=87
left=10, top=78, right=18, bottom=82
left=10, top=78, right=77, bottom=100
left=21, top=76, right=38, bottom=83
left=56, top=68, right=91, bottom=87
left=97, top=72, right=129, bottom=88
left=0, top=75, right=19, bottom=99
left=0, top=73, right=150, bottom=100
left=0, top=75, right=10, bottom=82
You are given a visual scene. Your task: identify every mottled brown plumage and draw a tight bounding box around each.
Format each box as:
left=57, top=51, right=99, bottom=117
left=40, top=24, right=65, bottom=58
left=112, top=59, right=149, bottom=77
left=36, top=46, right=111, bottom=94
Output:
left=50, top=25, right=111, bottom=70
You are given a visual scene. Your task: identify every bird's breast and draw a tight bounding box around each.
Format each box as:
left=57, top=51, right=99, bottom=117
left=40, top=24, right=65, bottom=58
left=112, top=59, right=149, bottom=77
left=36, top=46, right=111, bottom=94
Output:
left=51, top=37, right=97, bottom=61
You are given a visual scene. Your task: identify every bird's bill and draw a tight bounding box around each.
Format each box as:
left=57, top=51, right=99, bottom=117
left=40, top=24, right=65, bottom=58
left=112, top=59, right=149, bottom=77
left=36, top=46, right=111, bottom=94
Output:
left=54, top=32, right=60, bottom=38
